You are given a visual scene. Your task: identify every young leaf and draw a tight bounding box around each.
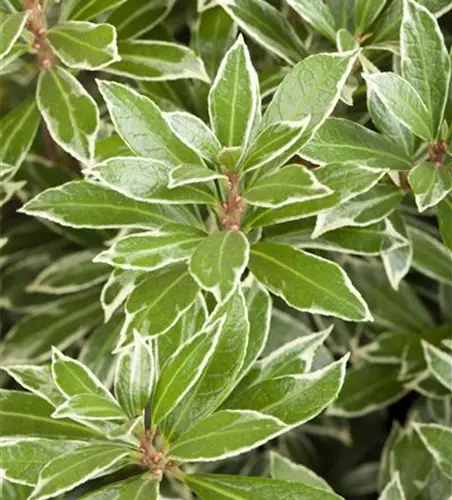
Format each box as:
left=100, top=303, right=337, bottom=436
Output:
left=378, top=473, right=406, bottom=500
left=168, top=409, right=285, bottom=462
left=168, top=163, right=226, bottom=188
left=189, top=231, right=249, bottom=302
left=422, top=341, right=452, bottom=392
left=106, top=40, right=210, bottom=82
left=415, top=423, right=452, bottom=479
left=95, top=226, right=205, bottom=272
left=114, top=332, right=154, bottom=419
left=98, top=80, right=204, bottom=166
left=37, top=67, right=99, bottom=165
left=152, top=319, right=224, bottom=426
left=80, top=474, right=159, bottom=499
left=52, top=393, right=125, bottom=421
left=0, top=99, right=41, bottom=167
left=408, top=162, right=452, bottom=211
left=286, top=0, right=337, bottom=41
left=0, top=11, right=29, bottom=61
left=438, top=194, right=452, bottom=251
left=29, top=443, right=133, bottom=500
left=355, top=0, right=389, bottom=33
left=209, top=35, right=259, bottom=149
left=244, top=164, right=332, bottom=208
left=69, top=0, right=129, bottom=21
left=249, top=243, right=372, bottom=321
left=101, top=269, right=142, bottom=322
left=364, top=73, right=434, bottom=141
left=47, top=22, right=120, bottom=70
left=218, top=0, right=305, bottom=64
left=401, top=0, right=451, bottom=133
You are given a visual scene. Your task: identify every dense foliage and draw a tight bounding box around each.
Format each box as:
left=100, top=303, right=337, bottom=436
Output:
left=0, top=0, right=451, bottom=498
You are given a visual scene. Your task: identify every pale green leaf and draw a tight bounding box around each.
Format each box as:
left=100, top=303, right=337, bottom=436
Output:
left=69, top=0, right=129, bottom=21
left=80, top=474, right=159, bottom=499
left=106, top=40, right=210, bottom=82
left=47, top=21, right=119, bottom=70
left=286, top=0, right=337, bottom=40
left=364, top=72, right=434, bottom=140
left=401, top=0, right=451, bottom=133
left=169, top=409, right=285, bottom=462
left=378, top=473, right=406, bottom=500
left=114, top=332, right=154, bottom=418
left=355, top=0, right=389, bottom=33
left=0, top=11, right=28, bottom=61
left=218, top=0, right=305, bottom=64
left=438, top=194, right=452, bottom=251
left=52, top=393, right=125, bottom=421
left=0, top=42, right=27, bottom=75
left=209, top=35, right=259, bottom=148
left=249, top=243, right=372, bottom=321
left=37, top=67, right=99, bottom=165
left=244, top=164, right=332, bottom=208
left=408, top=162, right=452, bottom=211
left=168, top=163, right=226, bottom=188
left=101, top=269, right=143, bottom=322
left=415, top=423, right=452, bottom=479
left=189, top=231, right=249, bottom=301
left=422, top=341, right=452, bottom=392
left=0, top=180, right=26, bottom=206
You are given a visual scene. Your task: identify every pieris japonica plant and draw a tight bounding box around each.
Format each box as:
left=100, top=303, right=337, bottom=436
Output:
left=0, top=0, right=451, bottom=498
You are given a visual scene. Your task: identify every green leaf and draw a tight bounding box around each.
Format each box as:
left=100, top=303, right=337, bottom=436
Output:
left=0, top=179, right=26, bottom=206
left=300, top=118, right=412, bottom=170
left=415, top=423, right=452, bottom=479
left=422, top=341, right=452, bottom=392
left=401, top=0, right=451, bottom=133
left=185, top=473, right=343, bottom=500
left=355, top=0, right=389, bottom=34
left=0, top=390, right=100, bottom=439
left=189, top=231, right=249, bottom=302
left=106, top=40, right=210, bottom=82
left=249, top=243, right=372, bottom=321
left=162, top=290, right=249, bottom=440
left=0, top=11, right=28, bottom=61
left=169, top=409, right=285, bottom=462
left=37, top=67, right=99, bottom=165
left=152, top=318, right=223, bottom=426
left=0, top=438, right=85, bottom=486
left=244, top=165, right=332, bottom=208
left=209, top=36, right=259, bottom=149
left=225, top=357, right=348, bottom=427
left=121, top=264, right=200, bottom=341
left=95, top=226, right=205, bottom=272
left=438, top=194, right=452, bottom=251
left=378, top=473, right=406, bottom=500
left=107, top=0, right=177, bottom=40
left=218, top=0, right=305, bottom=64
left=98, top=80, right=205, bottom=167
left=332, top=364, right=407, bottom=417
left=408, top=225, right=452, bottom=284
left=20, top=181, right=192, bottom=229
left=270, top=451, right=332, bottom=491
left=80, top=474, right=159, bottom=499
left=69, top=0, right=129, bottom=21
left=95, top=134, right=134, bottom=162
left=168, top=163, right=226, bottom=188
left=262, top=52, right=357, bottom=136
left=0, top=99, right=41, bottom=167
left=52, top=393, right=125, bottom=421
left=286, top=0, right=337, bottom=41
left=1, top=290, right=102, bottom=364
left=47, top=22, right=119, bottom=70
left=408, top=162, right=452, bottom=211
left=29, top=443, right=133, bottom=500
left=28, top=250, right=110, bottom=294
left=240, top=119, right=310, bottom=174
left=114, top=332, right=154, bottom=418
left=364, top=72, right=434, bottom=140
left=101, top=269, right=142, bottom=322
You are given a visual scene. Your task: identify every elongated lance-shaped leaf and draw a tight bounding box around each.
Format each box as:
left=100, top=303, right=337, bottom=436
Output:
left=209, top=35, right=259, bottom=149
left=355, top=0, right=389, bottom=34
left=415, top=423, right=452, bottom=479
left=244, top=164, right=332, bottom=208
left=37, top=67, right=99, bottom=165
left=19, top=181, right=195, bottom=229
left=97, top=80, right=205, bottom=167
left=422, top=341, right=452, bottom=392
left=101, top=269, right=142, bottom=322
left=168, top=409, right=286, bottom=462
left=401, top=0, right=451, bottom=134
left=52, top=393, right=125, bottom=421
left=152, top=318, right=225, bottom=426
left=364, top=72, right=434, bottom=141
left=249, top=243, right=372, bottom=322
left=0, top=11, right=29, bottom=61
left=168, top=164, right=226, bottom=188
left=29, top=443, right=133, bottom=500
left=379, top=473, right=406, bottom=500
left=162, top=290, right=250, bottom=441
left=79, top=474, right=159, bottom=499
left=218, top=0, right=305, bottom=64
left=408, top=162, right=452, bottom=212
left=114, top=332, right=154, bottom=419
left=286, top=0, right=336, bottom=41
left=438, top=195, right=452, bottom=251
left=0, top=99, right=41, bottom=167
left=47, top=21, right=120, bottom=70
left=106, top=40, right=210, bottom=82
left=95, top=226, right=205, bottom=272
left=69, top=0, right=129, bottom=21
left=189, top=231, right=250, bottom=302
